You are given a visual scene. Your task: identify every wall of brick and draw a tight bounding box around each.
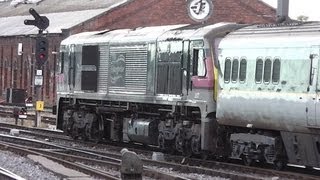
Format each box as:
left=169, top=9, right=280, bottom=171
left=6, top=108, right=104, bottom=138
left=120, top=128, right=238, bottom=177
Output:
left=71, top=0, right=276, bottom=34
left=0, top=35, right=63, bottom=106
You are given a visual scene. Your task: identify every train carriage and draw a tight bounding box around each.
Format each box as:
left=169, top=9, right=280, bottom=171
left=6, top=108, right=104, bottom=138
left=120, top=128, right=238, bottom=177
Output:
left=217, top=22, right=320, bottom=168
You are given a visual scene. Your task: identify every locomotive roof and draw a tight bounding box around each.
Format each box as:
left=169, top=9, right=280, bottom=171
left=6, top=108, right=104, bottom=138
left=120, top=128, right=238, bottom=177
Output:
left=157, top=23, right=236, bottom=41
left=61, top=22, right=239, bottom=45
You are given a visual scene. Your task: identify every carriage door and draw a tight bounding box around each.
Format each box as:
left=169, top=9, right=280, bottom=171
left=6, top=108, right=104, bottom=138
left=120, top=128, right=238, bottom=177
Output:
left=156, top=40, right=183, bottom=95
left=314, top=52, right=320, bottom=127
left=68, top=44, right=76, bottom=92
left=308, top=47, right=320, bottom=127
left=81, top=45, right=99, bottom=92
left=182, top=40, right=190, bottom=96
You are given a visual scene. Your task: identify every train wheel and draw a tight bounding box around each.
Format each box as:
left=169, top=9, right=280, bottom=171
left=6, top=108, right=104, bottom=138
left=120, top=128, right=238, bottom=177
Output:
left=158, top=133, right=166, bottom=151
left=191, top=136, right=201, bottom=155
left=71, top=125, right=79, bottom=139
left=242, top=155, right=253, bottom=166
left=183, top=140, right=192, bottom=157
left=158, top=133, right=175, bottom=154
left=175, top=135, right=184, bottom=153
left=84, top=124, right=92, bottom=140
left=201, top=152, right=209, bottom=160
left=273, top=159, right=286, bottom=170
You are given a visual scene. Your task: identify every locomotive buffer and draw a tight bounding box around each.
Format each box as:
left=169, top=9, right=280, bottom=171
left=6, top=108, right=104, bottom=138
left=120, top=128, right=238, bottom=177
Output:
left=24, top=8, right=50, bottom=127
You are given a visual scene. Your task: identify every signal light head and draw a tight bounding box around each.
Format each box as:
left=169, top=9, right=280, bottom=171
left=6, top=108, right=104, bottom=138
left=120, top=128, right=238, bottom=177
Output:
left=35, top=37, right=49, bottom=66
left=39, top=53, right=46, bottom=59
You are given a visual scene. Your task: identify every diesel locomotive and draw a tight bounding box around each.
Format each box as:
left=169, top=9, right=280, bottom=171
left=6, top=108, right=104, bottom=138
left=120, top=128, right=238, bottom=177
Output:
left=55, top=22, right=320, bottom=169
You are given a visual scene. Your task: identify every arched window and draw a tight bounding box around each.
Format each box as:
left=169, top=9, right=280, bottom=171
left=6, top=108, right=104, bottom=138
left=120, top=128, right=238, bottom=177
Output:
left=272, top=58, right=281, bottom=83
left=239, top=58, right=247, bottom=82
left=255, top=58, right=263, bottom=83
left=231, top=59, right=239, bottom=82
left=264, top=58, right=272, bottom=83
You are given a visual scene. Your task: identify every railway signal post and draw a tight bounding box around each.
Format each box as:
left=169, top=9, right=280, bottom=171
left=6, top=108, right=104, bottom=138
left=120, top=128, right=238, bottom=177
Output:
left=24, top=8, right=49, bottom=127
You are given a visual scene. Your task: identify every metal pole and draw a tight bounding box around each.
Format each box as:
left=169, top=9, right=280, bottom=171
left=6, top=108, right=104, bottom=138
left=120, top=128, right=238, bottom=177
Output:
left=35, top=83, right=41, bottom=127
left=34, top=29, right=44, bottom=128
left=34, top=62, right=42, bottom=127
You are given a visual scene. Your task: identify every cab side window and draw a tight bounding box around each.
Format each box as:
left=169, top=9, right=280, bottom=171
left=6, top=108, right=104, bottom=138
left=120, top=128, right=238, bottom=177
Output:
left=193, top=49, right=206, bottom=77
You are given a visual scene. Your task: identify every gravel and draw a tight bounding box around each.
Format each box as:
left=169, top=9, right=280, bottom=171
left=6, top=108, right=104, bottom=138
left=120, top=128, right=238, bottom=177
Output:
left=147, top=165, right=229, bottom=180
left=0, top=150, right=62, bottom=180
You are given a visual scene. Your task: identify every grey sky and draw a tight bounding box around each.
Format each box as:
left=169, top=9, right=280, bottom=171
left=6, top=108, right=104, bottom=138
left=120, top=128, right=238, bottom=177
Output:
left=262, top=0, right=320, bottom=20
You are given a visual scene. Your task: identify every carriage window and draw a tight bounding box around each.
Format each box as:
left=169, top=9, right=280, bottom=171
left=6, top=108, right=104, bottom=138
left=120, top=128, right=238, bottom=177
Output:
left=231, top=59, right=239, bottom=82
left=239, top=58, right=247, bottom=82
left=255, top=58, right=263, bottom=83
left=224, top=58, right=231, bottom=83
left=272, top=58, right=281, bottom=83
left=193, top=49, right=206, bottom=77
left=264, top=58, right=272, bottom=83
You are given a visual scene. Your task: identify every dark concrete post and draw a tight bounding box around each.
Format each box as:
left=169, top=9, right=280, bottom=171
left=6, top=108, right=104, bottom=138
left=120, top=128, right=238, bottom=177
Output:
left=120, top=148, right=143, bottom=180
left=13, top=107, right=20, bottom=125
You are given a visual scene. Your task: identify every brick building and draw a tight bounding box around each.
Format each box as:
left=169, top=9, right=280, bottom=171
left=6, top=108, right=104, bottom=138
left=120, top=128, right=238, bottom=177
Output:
left=0, top=0, right=276, bottom=106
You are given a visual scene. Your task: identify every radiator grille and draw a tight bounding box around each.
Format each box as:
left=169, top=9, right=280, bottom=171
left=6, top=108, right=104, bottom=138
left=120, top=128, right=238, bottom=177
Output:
left=109, top=45, right=148, bottom=94
left=98, top=45, right=109, bottom=92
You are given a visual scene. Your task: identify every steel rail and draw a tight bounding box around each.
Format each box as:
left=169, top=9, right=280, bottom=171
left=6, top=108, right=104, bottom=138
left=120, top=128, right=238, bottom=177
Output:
left=0, top=141, right=189, bottom=180
left=0, top=122, right=319, bottom=179
left=0, top=141, right=120, bottom=180
left=0, top=167, right=25, bottom=180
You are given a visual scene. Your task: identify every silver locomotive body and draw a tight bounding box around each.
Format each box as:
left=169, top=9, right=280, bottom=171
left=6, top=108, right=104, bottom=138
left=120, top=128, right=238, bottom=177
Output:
left=217, top=22, right=320, bottom=167
left=56, top=23, right=241, bottom=155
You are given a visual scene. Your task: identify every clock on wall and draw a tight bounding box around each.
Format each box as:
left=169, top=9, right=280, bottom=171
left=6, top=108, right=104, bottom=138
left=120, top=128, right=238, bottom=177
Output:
left=187, top=0, right=213, bottom=22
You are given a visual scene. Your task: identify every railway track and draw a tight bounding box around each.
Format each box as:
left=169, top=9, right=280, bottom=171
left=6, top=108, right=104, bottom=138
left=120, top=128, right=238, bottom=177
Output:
left=0, top=134, right=192, bottom=179
left=0, top=105, right=56, bottom=125
left=0, top=124, right=319, bottom=179
left=0, top=166, right=25, bottom=180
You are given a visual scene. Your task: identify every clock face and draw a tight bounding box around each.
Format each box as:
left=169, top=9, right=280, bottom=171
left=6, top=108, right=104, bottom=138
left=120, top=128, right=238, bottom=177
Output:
left=187, top=0, right=213, bottom=22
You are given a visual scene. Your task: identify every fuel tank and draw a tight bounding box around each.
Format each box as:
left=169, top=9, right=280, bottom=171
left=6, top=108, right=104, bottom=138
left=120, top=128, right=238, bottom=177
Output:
left=125, top=118, right=159, bottom=145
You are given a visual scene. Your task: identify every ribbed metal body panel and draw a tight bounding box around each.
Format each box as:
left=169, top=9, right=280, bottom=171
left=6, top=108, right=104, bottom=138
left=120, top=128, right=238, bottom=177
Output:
left=98, top=45, right=109, bottom=92
left=109, top=45, right=148, bottom=94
